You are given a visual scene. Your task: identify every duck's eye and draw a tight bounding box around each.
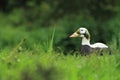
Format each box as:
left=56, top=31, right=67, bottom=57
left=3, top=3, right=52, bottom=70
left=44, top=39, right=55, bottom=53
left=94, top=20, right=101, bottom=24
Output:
left=81, top=30, right=83, bottom=31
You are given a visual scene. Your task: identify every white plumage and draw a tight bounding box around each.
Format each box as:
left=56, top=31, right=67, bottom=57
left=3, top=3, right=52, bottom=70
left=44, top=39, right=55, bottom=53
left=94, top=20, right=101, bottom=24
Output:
left=90, top=43, right=108, bottom=48
left=70, top=27, right=109, bottom=55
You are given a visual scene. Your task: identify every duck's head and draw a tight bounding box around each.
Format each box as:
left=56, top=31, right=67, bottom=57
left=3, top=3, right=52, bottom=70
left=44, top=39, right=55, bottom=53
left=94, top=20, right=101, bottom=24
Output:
left=70, top=27, right=90, bottom=40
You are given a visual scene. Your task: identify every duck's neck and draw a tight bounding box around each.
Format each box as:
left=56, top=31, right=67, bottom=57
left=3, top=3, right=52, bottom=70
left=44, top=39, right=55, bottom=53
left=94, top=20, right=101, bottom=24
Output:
left=81, top=37, right=90, bottom=46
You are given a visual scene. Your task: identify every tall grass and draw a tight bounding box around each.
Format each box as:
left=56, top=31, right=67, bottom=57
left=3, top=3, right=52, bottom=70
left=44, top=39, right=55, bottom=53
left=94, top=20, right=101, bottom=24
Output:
left=0, top=27, right=120, bottom=80
left=39, top=27, right=55, bottom=54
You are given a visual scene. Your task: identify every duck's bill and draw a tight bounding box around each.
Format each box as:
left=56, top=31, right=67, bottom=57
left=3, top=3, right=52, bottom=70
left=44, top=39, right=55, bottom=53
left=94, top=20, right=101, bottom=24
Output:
left=69, top=32, right=79, bottom=38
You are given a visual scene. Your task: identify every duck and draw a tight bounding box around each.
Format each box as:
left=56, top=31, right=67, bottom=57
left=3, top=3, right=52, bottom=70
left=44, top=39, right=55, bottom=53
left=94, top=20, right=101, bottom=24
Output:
left=70, top=27, right=110, bottom=55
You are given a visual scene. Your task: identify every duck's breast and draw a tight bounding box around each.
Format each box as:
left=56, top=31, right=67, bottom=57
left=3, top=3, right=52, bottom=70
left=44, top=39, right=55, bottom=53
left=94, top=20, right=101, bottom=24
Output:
left=80, top=45, right=92, bottom=55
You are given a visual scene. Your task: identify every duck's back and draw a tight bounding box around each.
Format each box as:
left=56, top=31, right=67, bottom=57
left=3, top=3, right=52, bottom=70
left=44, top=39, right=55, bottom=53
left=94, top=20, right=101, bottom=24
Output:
left=90, top=43, right=108, bottom=48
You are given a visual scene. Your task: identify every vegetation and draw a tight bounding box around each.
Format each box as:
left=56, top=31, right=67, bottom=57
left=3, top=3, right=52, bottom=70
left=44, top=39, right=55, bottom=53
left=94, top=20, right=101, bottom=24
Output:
left=0, top=0, right=120, bottom=80
left=0, top=26, right=119, bottom=80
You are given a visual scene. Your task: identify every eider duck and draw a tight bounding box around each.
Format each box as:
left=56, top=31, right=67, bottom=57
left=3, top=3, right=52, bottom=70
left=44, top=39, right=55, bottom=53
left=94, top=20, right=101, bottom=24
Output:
left=70, top=27, right=110, bottom=55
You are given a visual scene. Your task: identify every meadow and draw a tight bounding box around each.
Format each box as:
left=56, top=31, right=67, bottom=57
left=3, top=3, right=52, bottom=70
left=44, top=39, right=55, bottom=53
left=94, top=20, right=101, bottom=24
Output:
left=0, top=0, right=120, bottom=79
left=0, top=26, right=120, bottom=80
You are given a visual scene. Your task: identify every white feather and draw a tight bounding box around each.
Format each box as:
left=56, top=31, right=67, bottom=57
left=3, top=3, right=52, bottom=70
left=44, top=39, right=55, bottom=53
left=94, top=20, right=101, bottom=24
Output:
left=90, top=43, right=108, bottom=48
left=70, top=27, right=109, bottom=49
left=79, top=28, right=108, bottom=49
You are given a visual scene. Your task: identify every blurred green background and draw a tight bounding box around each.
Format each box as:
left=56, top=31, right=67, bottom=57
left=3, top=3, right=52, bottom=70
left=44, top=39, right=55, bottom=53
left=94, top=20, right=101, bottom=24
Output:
left=0, top=1, right=120, bottom=80
left=0, top=0, right=120, bottom=53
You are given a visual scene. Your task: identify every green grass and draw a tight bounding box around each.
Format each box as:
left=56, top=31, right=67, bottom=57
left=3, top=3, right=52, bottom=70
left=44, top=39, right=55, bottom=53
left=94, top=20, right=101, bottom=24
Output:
left=0, top=27, right=120, bottom=80
left=0, top=47, right=120, bottom=80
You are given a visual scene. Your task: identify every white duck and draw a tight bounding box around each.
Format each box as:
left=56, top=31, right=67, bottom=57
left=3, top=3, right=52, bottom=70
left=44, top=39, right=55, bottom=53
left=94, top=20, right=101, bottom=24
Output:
left=70, top=27, right=109, bottom=55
